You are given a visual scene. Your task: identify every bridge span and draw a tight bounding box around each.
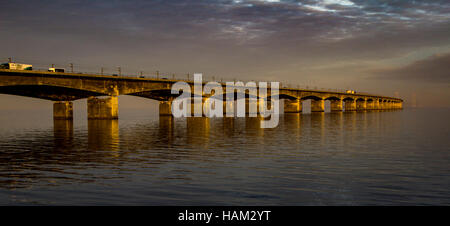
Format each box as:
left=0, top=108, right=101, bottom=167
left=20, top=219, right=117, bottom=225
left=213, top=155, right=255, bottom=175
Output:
left=0, top=69, right=403, bottom=119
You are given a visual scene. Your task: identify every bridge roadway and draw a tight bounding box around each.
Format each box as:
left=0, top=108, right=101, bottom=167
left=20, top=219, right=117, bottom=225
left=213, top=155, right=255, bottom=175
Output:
left=0, top=69, right=403, bottom=119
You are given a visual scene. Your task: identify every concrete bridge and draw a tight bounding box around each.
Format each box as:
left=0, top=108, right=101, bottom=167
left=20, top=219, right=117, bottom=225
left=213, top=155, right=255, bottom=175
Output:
left=0, top=69, right=403, bottom=119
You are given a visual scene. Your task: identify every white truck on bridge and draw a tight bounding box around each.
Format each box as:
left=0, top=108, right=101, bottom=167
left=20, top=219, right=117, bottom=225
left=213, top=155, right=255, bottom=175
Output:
left=48, top=67, right=65, bottom=73
left=0, top=63, right=33, bottom=70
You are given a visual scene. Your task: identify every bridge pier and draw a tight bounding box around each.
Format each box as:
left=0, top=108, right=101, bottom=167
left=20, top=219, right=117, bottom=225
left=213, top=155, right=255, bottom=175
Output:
left=311, top=99, right=324, bottom=112
left=87, top=96, right=118, bottom=119
left=344, top=99, right=356, bottom=111
left=245, top=98, right=259, bottom=115
left=381, top=101, right=387, bottom=110
left=390, top=102, right=396, bottom=109
left=393, top=102, right=399, bottom=109
left=223, top=100, right=234, bottom=117
left=284, top=99, right=302, bottom=113
left=53, top=101, right=73, bottom=120
left=190, top=97, right=205, bottom=117
left=330, top=99, right=343, bottom=112
left=159, top=101, right=172, bottom=116
left=366, top=101, right=374, bottom=110
left=375, top=100, right=381, bottom=110
left=356, top=100, right=367, bottom=111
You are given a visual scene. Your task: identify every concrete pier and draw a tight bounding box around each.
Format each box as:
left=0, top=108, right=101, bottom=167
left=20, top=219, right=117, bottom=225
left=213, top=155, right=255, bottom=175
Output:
left=389, top=102, right=394, bottom=109
left=356, top=100, right=367, bottom=111
left=223, top=100, right=234, bottom=117
left=87, top=96, right=118, bottom=119
left=366, top=100, right=374, bottom=110
left=191, top=97, right=205, bottom=117
left=284, top=99, right=302, bottom=113
left=330, top=99, right=343, bottom=112
left=375, top=100, right=381, bottom=110
left=381, top=101, right=388, bottom=110
left=159, top=101, right=172, bottom=116
left=53, top=101, right=73, bottom=120
left=245, top=98, right=259, bottom=115
left=311, top=99, right=324, bottom=112
left=344, top=99, right=356, bottom=111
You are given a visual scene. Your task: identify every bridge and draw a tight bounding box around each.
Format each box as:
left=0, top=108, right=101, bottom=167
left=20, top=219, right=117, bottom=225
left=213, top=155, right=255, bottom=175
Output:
left=0, top=69, right=403, bottom=120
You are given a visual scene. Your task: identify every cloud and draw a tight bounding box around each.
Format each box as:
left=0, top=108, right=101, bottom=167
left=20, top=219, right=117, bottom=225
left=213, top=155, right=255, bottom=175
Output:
left=1, top=0, right=450, bottom=79
left=371, top=52, right=450, bottom=83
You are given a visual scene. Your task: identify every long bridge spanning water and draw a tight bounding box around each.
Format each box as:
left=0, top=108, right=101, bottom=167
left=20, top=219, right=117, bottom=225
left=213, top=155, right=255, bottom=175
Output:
left=0, top=69, right=403, bottom=120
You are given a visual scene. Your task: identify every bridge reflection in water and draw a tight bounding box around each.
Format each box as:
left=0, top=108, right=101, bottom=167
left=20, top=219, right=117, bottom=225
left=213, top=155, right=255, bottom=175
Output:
left=0, top=109, right=410, bottom=194
left=53, top=119, right=74, bottom=149
left=87, top=120, right=120, bottom=153
left=1, top=108, right=448, bottom=205
left=49, top=110, right=397, bottom=155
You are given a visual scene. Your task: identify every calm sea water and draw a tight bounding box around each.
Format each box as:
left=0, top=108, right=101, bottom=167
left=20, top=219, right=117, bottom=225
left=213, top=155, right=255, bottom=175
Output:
left=0, top=104, right=449, bottom=205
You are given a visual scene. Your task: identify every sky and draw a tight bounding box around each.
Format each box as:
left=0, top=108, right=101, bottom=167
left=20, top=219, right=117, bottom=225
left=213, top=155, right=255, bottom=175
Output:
left=1, top=0, right=450, bottom=107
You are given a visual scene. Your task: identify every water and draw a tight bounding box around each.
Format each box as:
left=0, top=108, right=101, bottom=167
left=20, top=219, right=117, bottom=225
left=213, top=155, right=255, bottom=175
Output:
left=0, top=105, right=449, bottom=205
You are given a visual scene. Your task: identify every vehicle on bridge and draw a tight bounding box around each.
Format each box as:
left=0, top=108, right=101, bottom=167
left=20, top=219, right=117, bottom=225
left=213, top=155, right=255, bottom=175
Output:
left=0, top=62, right=33, bottom=70
left=346, top=90, right=356, bottom=94
left=48, top=67, right=65, bottom=73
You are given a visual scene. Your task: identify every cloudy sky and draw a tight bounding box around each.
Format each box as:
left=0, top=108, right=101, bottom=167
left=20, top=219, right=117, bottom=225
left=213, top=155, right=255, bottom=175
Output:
left=1, top=0, right=450, bottom=107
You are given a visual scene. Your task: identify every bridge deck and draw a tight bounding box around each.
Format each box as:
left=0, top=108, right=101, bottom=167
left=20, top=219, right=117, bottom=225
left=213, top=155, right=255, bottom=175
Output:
left=0, top=69, right=403, bottom=102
